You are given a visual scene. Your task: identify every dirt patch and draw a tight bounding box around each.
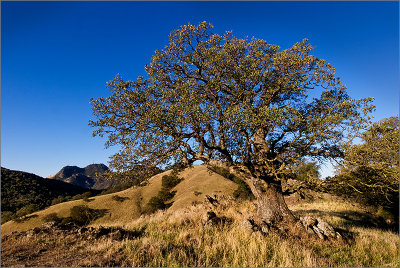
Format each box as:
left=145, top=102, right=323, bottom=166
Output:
left=1, top=222, right=144, bottom=267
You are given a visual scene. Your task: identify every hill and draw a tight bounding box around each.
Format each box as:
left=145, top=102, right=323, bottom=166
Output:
left=1, top=165, right=398, bottom=267
left=49, top=164, right=111, bottom=190
left=1, top=167, right=98, bottom=223
left=1, top=165, right=238, bottom=235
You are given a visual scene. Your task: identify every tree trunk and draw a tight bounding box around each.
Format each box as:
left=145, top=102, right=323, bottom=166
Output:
left=245, top=176, right=297, bottom=226
left=207, top=160, right=297, bottom=229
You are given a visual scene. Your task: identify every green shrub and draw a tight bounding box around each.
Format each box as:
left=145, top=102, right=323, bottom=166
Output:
left=1, top=211, right=16, bottom=224
left=162, top=174, right=183, bottom=189
left=51, top=195, right=66, bottom=205
left=208, top=166, right=254, bottom=200
left=15, top=204, right=40, bottom=218
left=42, top=213, right=61, bottom=223
left=111, top=195, right=129, bottom=202
left=69, top=205, right=106, bottom=226
left=143, top=172, right=182, bottom=214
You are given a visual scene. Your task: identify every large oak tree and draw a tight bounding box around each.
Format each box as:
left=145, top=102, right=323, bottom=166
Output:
left=90, top=22, right=374, bottom=228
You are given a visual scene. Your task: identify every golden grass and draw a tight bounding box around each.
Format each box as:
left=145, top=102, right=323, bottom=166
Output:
left=1, top=166, right=398, bottom=267
left=86, top=196, right=398, bottom=267
left=1, top=165, right=237, bottom=236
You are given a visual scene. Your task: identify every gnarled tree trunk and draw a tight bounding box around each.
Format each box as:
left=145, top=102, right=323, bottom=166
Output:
left=246, top=177, right=296, bottom=226
left=208, top=160, right=297, bottom=229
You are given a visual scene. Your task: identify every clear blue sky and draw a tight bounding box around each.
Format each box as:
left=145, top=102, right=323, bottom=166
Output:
left=1, top=1, right=398, bottom=178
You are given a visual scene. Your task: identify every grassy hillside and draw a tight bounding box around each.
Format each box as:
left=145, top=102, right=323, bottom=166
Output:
left=1, top=167, right=98, bottom=222
left=1, top=165, right=237, bottom=236
left=2, top=165, right=398, bottom=267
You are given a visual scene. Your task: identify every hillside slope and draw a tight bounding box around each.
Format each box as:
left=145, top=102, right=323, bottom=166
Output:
left=1, top=165, right=237, bottom=236
left=1, top=167, right=95, bottom=215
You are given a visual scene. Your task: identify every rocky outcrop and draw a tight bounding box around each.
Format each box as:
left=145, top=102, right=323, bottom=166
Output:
left=50, top=164, right=110, bottom=190
left=299, top=216, right=342, bottom=240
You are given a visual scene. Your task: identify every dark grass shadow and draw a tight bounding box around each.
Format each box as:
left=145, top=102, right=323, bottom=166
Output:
left=294, top=209, right=397, bottom=231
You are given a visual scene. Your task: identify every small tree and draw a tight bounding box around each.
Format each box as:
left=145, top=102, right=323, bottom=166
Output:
left=334, top=117, right=399, bottom=216
left=90, top=22, right=374, bottom=231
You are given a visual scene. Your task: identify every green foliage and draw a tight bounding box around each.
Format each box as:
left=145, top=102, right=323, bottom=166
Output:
left=111, top=195, right=129, bottom=202
left=291, top=161, right=323, bottom=190
left=51, top=195, right=67, bottom=205
left=143, top=173, right=182, bottom=214
left=90, top=21, right=374, bottom=187
left=332, top=117, right=399, bottom=216
left=42, top=213, right=61, bottom=223
left=209, top=166, right=254, bottom=200
left=99, top=166, right=162, bottom=194
left=15, top=204, right=40, bottom=218
left=162, top=174, right=183, bottom=189
left=1, top=167, right=95, bottom=215
left=1, top=211, right=16, bottom=224
left=69, top=205, right=107, bottom=226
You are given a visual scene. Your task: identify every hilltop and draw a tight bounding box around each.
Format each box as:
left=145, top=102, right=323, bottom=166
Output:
left=49, top=164, right=111, bottom=190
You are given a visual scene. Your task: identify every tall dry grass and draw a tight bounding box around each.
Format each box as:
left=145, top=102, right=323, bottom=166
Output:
left=86, top=197, right=398, bottom=267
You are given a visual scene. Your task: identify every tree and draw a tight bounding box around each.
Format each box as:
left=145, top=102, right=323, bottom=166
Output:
left=90, top=22, right=374, bottom=230
left=333, top=117, right=399, bottom=216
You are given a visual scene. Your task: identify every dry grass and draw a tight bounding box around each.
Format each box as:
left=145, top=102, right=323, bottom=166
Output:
left=1, top=166, right=237, bottom=236
left=1, top=166, right=398, bottom=267
left=83, top=196, right=398, bottom=267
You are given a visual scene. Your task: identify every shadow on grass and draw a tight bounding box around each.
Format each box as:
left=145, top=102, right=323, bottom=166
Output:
left=294, top=209, right=397, bottom=231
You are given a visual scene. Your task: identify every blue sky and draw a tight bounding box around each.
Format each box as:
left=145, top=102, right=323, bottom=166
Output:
left=1, top=1, right=398, bottom=178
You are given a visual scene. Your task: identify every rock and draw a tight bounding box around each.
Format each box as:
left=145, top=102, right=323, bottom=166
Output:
left=240, top=219, right=254, bottom=232
left=316, top=218, right=337, bottom=238
left=300, top=216, right=341, bottom=240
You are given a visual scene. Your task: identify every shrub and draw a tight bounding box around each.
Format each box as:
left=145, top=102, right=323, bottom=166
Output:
left=42, top=213, right=61, bottom=223
left=208, top=166, right=254, bottom=200
left=69, top=205, right=106, bottom=226
left=1, top=211, right=16, bottom=224
left=143, top=172, right=182, bottom=214
left=51, top=195, right=66, bottom=205
left=111, top=195, right=129, bottom=202
left=162, top=174, right=183, bottom=189
left=15, top=204, right=40, bottom=218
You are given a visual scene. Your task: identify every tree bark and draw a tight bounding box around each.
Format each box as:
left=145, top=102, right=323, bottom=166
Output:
left=208, top=160, right=297, bottom=227
left=245, top=177, right=297, bottom=226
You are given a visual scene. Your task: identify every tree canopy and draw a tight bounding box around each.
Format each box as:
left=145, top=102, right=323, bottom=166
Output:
left=333, top=116, right=399, bottom=214
left=90, top=22, right=374, bottom=184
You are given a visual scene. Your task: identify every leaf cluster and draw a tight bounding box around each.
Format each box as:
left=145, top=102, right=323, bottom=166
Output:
left=330, top=117, right=399, bottom=216
left=90, top=21, right=374, bottom=183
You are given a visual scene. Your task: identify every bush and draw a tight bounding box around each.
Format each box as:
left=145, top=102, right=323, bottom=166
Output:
left=1, top=211, right=16, bottom=224
left=51, top=195, right=67, bottom=205
left=42, top=213, right=61, bottom=223
left=15, top=204, right=40, bottom=218
left=143, top=172, right=182, bottom=214
left=162, top=174, right=183, bottom=189
left=111, top=195, right=129, bottom=202
left=69, top=205, right=106, bottom=226
left=208, top=166, right=254, bottom=200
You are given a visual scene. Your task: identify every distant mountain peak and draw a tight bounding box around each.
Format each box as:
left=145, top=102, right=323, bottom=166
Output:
left=51, top=164, right=110, bottom=190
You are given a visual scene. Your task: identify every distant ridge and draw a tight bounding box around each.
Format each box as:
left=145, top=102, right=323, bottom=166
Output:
left=1, top=167, right=92, bottom=215
left=50, top=164, right=111, bottom=190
